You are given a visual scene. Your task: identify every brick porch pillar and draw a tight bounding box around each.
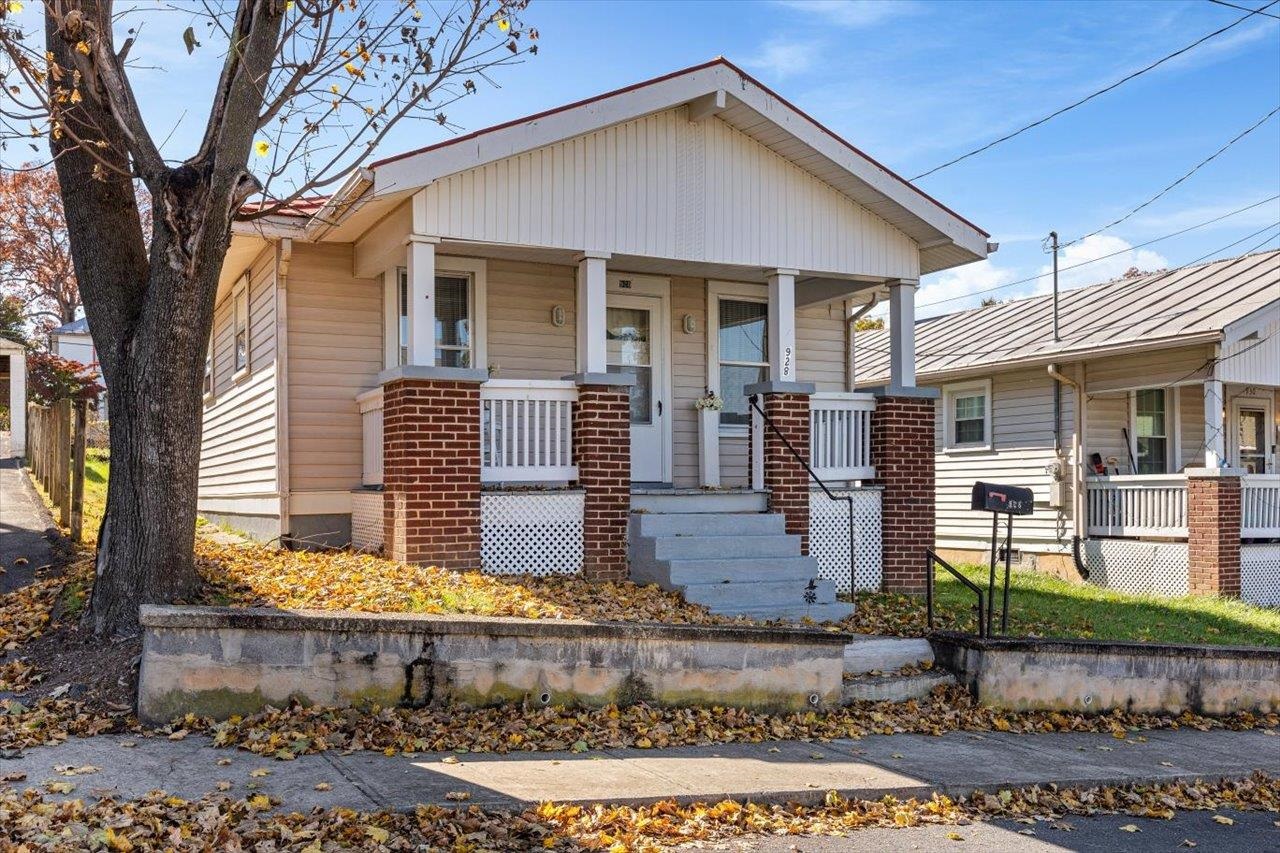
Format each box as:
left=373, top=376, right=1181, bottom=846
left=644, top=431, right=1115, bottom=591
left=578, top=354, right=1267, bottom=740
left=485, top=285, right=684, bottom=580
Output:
left=1187, top=468, right=1243, bottom=597
left=569, top=373, right=634, bottom=581
left=870, top=391, right=938, bottom=594
left=747, top=381, right=814, bottom=554
left=381, top=366, right=488, bottom=568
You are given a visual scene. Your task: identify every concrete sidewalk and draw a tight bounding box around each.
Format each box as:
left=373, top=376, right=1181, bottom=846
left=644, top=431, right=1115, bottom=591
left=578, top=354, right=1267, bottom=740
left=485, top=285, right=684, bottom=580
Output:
left=1, top=727, right=1276, bottom=812
left=0, top=433, right=56, bottom=594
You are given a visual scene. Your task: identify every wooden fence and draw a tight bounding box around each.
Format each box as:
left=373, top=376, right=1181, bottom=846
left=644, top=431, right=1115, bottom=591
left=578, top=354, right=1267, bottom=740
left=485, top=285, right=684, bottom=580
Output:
left=26, top=398, right=89, bottom=542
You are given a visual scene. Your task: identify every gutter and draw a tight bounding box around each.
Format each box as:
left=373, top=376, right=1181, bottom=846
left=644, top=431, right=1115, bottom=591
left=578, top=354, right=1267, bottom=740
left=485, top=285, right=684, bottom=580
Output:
left=1047, top=363, right=1088, bottom=578
left=304, top=168, right=374, bottom=241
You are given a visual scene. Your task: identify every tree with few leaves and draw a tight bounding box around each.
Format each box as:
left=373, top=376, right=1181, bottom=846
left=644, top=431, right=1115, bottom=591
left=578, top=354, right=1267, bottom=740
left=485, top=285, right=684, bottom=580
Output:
left=0, top=0, right=535, bottom=637
left=0, top=166, right=79, bottom=335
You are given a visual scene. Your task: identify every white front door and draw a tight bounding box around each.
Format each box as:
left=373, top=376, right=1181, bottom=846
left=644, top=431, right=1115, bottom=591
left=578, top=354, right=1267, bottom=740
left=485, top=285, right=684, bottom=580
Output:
left=1231, top=396, right=1275, bottom=474
left=606, top=281, right=671, bottom=483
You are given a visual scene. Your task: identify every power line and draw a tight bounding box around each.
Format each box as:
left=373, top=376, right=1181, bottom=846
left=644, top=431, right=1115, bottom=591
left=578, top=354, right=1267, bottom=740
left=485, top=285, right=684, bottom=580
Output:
left=918, top=195, right=1280, bottom=308
left=1206, top=0, right=1280, bottom=21
left=910, top=0, right=1280, bottom=180
left=1060, top=105, right=1280, bottom=248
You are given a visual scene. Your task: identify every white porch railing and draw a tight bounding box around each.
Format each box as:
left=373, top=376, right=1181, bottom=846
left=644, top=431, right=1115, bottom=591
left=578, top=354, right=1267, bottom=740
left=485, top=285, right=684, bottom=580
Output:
left=1243, top=474, right=1280, bottom=538
left=809, top=392, right=876, bottom=481
left=481, top=379, right=578, bottom=483
left=1086, top=475, right=1187, bottom=538
left=356, top=388, right=384, bottom=486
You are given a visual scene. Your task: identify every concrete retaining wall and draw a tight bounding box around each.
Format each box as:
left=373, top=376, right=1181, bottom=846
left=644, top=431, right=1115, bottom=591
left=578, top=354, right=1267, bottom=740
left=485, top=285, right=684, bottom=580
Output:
left=138, top=606, right=850, bottom=724
left=930, top=632, right=1280, bottom=716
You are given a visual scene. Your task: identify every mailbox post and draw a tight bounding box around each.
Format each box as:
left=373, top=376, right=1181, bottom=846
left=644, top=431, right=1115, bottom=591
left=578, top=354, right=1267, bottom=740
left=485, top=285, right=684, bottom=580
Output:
left=970, top=482, right=1035, bottom=635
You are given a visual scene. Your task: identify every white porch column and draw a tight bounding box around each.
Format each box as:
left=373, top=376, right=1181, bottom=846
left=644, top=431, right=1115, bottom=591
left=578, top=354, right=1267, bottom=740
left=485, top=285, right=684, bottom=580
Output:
left=767, top=269, right=798, bottom=383
left=405, top=234, right=440, bottom=366
left=1204, top=372, right=1225, bottom=469
left=888, top=279, right=918, bottom=390
left=575, top=251, right=610, bottom=374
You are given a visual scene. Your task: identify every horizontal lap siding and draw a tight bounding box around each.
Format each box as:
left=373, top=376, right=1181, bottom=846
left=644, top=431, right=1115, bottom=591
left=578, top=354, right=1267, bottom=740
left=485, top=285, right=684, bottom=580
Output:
left=671, top=276, right=706, bottom=487
left=797, top=303, right=846, bottom=391
left=933, top=368, right=1074, bottom=550
left=485, top=259, right=576, bottom=379
left=288, top=243, right=382, bottom=493
left=199, top=248, right=278, bottom=501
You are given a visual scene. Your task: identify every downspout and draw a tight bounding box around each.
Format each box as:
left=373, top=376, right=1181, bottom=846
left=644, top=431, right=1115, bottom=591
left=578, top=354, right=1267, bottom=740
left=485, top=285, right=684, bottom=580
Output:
left=1047, top=362, right=1088, bottom=577
left=275, top=238, right=293, bottom=541
left=845, top=296, right=879, bottom=391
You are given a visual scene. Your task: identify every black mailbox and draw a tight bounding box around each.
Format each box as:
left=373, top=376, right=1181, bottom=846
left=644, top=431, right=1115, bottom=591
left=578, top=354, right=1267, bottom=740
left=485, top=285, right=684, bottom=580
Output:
left=971, top=481, right=1035, bottom=516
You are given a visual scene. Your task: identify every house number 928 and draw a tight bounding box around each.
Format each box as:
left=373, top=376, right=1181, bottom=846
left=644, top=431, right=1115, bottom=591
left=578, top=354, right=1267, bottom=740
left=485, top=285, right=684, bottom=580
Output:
left=783, top=346, right=793, bottom=378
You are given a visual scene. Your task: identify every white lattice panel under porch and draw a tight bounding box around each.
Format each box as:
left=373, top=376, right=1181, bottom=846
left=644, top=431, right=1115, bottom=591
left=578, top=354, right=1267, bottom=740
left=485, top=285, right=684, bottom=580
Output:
left=481, top=490, right=584, bottom=576
left=810, top=488, right=882, bottom=593
left=1241, top=544, right=1280, bottom=607
left=1084, top=539, right=1189, bottom=597
left=350, top=489, right=384, bottom=551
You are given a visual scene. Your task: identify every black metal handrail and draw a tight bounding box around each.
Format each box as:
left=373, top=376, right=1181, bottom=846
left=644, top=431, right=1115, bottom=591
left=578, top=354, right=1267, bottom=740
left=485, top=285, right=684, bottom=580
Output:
left=748, top=395, right=857, bottom=604
left=926, top=549, right=987, bottom=638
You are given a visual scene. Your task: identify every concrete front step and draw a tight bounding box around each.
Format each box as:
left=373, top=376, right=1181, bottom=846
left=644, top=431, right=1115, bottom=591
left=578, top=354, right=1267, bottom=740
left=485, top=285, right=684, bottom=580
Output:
left=630, top=490, right=768, bottom=515
left=635, top=533, right=803, bottom=562
left=705, top=600, right=856, bottom=621
left=632, top=555, right=819, bottom=587
left=841, top=670, right=955, bottom=704
left=680, top=577, right=838, bottom=611
left=843, top=636, right=936, bottom=676
left=632, top=511, right=786, bottom=538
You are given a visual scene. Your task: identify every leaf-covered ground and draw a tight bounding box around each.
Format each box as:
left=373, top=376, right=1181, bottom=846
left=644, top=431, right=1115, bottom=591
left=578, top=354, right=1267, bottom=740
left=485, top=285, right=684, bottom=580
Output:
left=0, top=771, right=1275, bottom=851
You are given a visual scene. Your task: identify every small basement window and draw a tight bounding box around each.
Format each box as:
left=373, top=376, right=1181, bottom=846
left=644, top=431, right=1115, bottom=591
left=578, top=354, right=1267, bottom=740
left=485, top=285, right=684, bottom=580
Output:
left=944, top=379, right=991, bottom=451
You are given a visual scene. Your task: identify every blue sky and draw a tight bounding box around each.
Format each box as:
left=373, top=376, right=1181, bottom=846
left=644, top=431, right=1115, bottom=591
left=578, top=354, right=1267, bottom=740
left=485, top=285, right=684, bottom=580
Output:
left=54, top=0, right=1280, bottom=316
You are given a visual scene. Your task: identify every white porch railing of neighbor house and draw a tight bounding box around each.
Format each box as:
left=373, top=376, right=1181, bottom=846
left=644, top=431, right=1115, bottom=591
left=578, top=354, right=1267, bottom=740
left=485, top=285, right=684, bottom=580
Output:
left=481, top=379, right=578, bottom=483
left=356, top=388, right=384, bottom=486
left=809, top=392, right=876, bottom=481
left=1086, top=475, right=1188, bottom=538
left=1242, top=474, right=1280, bottom=538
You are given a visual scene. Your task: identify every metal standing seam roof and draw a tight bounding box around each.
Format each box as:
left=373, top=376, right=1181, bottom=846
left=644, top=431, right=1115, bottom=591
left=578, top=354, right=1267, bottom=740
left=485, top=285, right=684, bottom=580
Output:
left=854, top=248, right=1280, bottom=384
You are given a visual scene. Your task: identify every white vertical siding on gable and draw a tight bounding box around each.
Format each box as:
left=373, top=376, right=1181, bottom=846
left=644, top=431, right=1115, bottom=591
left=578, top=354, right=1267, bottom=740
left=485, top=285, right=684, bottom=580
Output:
left=418, top=108, right=918, bottom=279
left=199, top=248, right=278, bottom=503
left=1218, top=316, right=1280, bottom=385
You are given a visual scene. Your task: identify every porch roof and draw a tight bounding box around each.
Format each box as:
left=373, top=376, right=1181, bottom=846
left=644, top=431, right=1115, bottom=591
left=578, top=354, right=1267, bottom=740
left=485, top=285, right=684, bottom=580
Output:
left=855, top=249, right=1280, bottom=383
left=317, top=58, right=989, bottom=275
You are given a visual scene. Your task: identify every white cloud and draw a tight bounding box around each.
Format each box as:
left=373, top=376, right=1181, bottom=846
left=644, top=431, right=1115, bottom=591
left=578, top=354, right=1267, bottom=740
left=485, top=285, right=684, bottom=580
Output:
left=743, top=38, right=821, bottom=78
left=1034, top=234, right=1169, bottom=292
left=916, top=260, right=1018, bottom=318
left=774, top=0, right=918, bottom=29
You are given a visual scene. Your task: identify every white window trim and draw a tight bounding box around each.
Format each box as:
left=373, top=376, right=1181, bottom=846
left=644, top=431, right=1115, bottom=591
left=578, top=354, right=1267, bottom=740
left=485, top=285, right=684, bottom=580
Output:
left=232, top=272, right=251, bottom=380
left=202, top=335, right=215, bottom=405
left=942, top=378, right=992, bottom=453
left=386, top=256, right=487, bottom=370
left=1128, top=387, right=1174, bottom=474
left=707, top=280, right=769, bottom=438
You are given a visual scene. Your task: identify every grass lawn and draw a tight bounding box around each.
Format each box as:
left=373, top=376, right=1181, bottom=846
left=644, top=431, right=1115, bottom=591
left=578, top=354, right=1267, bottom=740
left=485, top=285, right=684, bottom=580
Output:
left=857, top=563, right=1280, bottom=648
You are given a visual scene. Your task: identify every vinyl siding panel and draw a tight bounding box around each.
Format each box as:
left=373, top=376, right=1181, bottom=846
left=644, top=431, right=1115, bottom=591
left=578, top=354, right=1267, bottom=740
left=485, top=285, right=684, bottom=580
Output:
left=288, top=243, right=382, bottom=493
left=797, top=303, right=847, bottom=391
left=419, top=107, right=918, bottom=279
left=670, top=276, right=706, bottom=488
left=198, top=247, right=278, bottom=502
left=932, top=368, right=1075, bottom=550
left=485, top=259, right=576, bottom=379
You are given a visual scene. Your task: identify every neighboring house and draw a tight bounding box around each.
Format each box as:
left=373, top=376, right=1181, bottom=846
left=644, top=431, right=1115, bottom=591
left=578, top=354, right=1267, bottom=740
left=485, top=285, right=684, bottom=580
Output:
left=200, top=59, right=991, bottom=617
left=49, top=317, right=107, bottom=420
left=856, top=250, right=1280, bottom=605
left=0, top=337, right=25, bottom=456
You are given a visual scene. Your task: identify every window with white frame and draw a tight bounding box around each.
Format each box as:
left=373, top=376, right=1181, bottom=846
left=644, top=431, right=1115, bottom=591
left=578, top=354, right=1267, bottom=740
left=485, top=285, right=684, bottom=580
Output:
left=396, top=269, right=474, bottom=368
left=1132, top=388, right=1169, bottom=474
left=943, top=380, right=991, bottom=450
left=715, top=297, right=768, bottom=427
left=233, top=276, right=250, bottom=375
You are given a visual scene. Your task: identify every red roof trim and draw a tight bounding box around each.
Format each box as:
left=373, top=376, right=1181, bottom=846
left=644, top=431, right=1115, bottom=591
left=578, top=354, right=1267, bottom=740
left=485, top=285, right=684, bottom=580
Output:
left=370, top=57, right=989, bottom=239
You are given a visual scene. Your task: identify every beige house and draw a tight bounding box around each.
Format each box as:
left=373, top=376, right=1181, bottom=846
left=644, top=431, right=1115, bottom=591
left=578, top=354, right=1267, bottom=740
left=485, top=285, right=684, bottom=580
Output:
left=0, top=336, right=24, bottom=456
left=857, top=250, right=1280, bottom=605
left=198, top=60, right=990, bottom=616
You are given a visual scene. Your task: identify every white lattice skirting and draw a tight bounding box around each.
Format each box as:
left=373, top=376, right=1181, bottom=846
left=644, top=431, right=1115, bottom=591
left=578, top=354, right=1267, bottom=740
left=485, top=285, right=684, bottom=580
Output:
left=809, top=488, right=882, bottom=593
left=350, top=489, right=384, bottom=552
left=1084, top=539, right=1189, bottom=597
left=481, top=490, right=584, bottom=576
left=1241, top=544, right=1280, bottom=607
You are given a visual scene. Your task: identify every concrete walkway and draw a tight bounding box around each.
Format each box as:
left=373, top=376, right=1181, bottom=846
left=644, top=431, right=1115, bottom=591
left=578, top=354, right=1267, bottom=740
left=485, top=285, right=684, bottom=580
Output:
left=1, top=728, right=1275, bottom=812
left=0, top=433, right=56, bottom=594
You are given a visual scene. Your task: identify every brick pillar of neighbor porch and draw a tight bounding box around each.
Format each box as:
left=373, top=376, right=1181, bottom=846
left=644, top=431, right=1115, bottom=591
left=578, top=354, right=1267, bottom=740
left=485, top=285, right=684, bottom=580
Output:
left=569, top=374, right=634, bottom=581
left=1187, top=468, right=1243, bottom=597
left=871, top=393, right=938, bottom=594
left=381, top=366, right=488, bottom=568
left=747, top=381, right=815, bottom=554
